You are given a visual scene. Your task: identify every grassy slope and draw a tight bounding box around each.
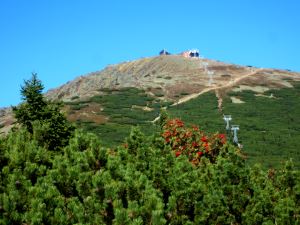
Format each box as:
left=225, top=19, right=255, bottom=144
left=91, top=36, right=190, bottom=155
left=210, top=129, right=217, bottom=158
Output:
left=168, top=81, right=300, bottom=169
left=66, top=88, right=172, bottom=146
left=222, top=81, right=300, bottom=168
left=65, top=82, right=300, bottom=169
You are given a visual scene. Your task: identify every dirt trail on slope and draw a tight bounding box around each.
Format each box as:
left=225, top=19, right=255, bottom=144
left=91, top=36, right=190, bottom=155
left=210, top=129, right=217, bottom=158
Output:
left=215, top=89, right=223, bottom=112
left=171, top=68, right=264, bottom=107
left=171, top=87, right=216, bottom=106
left=152, top=69, right=263, bottom=123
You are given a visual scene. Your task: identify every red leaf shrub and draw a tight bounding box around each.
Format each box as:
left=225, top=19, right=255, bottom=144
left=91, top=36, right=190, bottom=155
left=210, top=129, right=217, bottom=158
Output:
left=162, top=118, right=227, bottom=165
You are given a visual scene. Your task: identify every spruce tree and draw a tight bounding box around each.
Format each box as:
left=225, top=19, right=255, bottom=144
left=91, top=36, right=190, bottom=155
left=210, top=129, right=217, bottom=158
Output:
left=13, top=73, right=46, bottom=133
left=12, top=73, right=74, bottom=150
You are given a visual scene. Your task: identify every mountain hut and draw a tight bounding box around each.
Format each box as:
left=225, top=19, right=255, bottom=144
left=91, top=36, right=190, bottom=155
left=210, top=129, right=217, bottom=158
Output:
left=181, top=49, right=200, bottom=58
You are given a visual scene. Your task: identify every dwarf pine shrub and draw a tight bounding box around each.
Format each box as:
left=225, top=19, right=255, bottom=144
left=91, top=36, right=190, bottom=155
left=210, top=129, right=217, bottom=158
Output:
left=1, top=119, right=299, bottom=224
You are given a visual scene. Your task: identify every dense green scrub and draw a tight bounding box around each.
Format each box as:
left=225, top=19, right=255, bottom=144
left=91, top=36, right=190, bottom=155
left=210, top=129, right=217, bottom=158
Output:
left=167, top=92, right=223, bottom=134
left=1, top=125, right=300, bottom=224
left=70, top=83, right=300, bottom=169
left=168, top=83, right=300, bottom=169
left=222, top=82, right=300, bottom=168
left=68, top=88, right=171, bottom=147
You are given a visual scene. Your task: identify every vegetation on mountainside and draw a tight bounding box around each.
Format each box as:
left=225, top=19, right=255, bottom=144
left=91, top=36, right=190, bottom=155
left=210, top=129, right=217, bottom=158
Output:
left=1, top=75, right=300, bottom=224
left=65, top=88, right=172, bottom=146
left=0, top=76, right=300, bottom=225
left=0, top=115, right=299, bottom=224
left=161, top=83, right=300, bottom=169
left=64, top=82, right=300, bottom=169
left=168, top=92, right=223, bottom=133
left=222, top=82, right=300, bottom=168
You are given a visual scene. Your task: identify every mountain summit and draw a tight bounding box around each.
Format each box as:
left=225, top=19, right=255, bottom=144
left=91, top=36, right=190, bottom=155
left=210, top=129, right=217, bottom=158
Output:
left=45, top=54, right=300, bottom=104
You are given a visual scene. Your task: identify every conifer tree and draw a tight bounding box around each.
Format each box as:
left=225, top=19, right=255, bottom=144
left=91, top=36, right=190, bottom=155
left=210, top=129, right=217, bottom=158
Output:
left=13, top=73, right=46, bottom=133
left=12, top=73, right=74, bottom=150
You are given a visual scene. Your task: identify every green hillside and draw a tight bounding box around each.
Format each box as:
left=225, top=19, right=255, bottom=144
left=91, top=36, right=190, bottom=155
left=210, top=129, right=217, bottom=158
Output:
left=68, top=82, right=300, bottom=169
left=66, top=88, right=172, bottom=146
left=169, top=81, right=300, bottom=169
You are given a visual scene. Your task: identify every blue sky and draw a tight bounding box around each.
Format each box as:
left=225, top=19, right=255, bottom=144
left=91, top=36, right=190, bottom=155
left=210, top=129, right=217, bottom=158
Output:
left=1, top=0, right=300, bottom=107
